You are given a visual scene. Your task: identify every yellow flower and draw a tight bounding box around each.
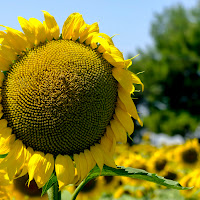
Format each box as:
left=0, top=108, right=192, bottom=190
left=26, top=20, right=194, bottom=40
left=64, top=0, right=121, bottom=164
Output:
left=99, top=175, right=121, bottom=194
left=0, top=11, right=143, bottom=190
left=147, top=147, right=170, bottom=176
left=180, top=169, right=200, bottom=198
left=0, top=169, right=11, bottom=200
left=173, top=139, right=200, bottom=170
left=116, top=150, right=147, bottom=170
left=129, top=143, right=157, bottom=159
left=65, top=178, right=103, bottom=200
left=114, top=185, right=146, bottom=199
left=0, top=170, right=47, bottom=200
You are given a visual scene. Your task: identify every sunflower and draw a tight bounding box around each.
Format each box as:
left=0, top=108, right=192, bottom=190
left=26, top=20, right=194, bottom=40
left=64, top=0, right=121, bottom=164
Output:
left=147, top=147, right=170, bottom=176
left=0, top=169, right=48, bottom=200
left=0, top=11, right=143, bottom=190
left=173, top=138, right=200, bottom=170
left=0, top=169, right=10, bottom=200
left=65, top=178, right=104, bottom=200
left=129, top=143, right=157, bottom=159
left=99, top=175, right=121, bottom=195
left=179, top=169, right=200, bottom=198
left=115, top=149, right=147, bottom=171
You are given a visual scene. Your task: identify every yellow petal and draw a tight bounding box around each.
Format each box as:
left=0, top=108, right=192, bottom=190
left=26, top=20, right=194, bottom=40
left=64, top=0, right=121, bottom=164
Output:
left=62, top=13, right=82, bottom=40
left=16, top=147, right=34, bottom=178
left=28, top=152, right=44, bottom=186
left=110, top=45, right=124, bottom=59
left=90, top=144, right=104, bottom=171
left=0, top=140, right=25, bottom=180
left=18, top=16, right=36, bottom=45
left=98, top=144, right=116, bottom=168
left=100, top=135, right=112, bottom=153
left=29, top=18, right=46, bottom=45
left=0, top=26, right=30, bottom=53
left=0, top=133, right=15, bottom=154
left=116, top=97, right=127, bottom=112
left=0, top=119, right=8, bottom=130
left=85, top=32, right=98, bottom=46
left=73, top=154, right=81, bottom=181
left=131, top=73, right=144, bottom=92
left=110, top=117, right=127, bottom=144
left=71, top=15, right=85, bottom=41
left=78, top=152, right=88, bottom=180
left=118, top=86, right=143, bottom=126
left=34, top=153, right=54, bottom=188
left=124, top=59, right=132, bottom=68
left=112, top=67, right=134, bottom=93
left=7, top=143, right=26, bottom=180
left=105, top=125, right=116, bottom=142
left=79, top=22, right=99, bottom=43
left=42, top=11, right=60, bottom=40
left=0, top=45, right=17, bottom=62
left=0, top=55, right=11, bottom=71
left=97, top=38, right=111, bottom=53
left=100, top=134, right=116, bottom=156
left=0, top=112, right=3, bottom=119
left=84, top=149, right=96, bottom=173
left=115, top=106, right=134, bottom=136
left=0, top=127, right=12, bottom=139
left=55, top=154, right=75, bottom=190
left=98, top=33, right=114, bottom=45
left=103, top=51, right=125, bottom=68
left=90, top=35, right=110, bottom=53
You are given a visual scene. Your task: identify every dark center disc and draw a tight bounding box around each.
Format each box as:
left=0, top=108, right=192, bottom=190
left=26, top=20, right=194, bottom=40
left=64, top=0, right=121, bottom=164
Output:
left=1, top=39, right=118, bottom=156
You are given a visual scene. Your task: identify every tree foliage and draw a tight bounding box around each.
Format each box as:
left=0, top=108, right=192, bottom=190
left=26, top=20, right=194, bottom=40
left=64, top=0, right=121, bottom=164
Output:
left=129, top=3, right=200, bottom=136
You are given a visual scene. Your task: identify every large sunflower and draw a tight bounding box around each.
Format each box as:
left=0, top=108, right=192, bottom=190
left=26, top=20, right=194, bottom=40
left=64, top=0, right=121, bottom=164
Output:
left=0, top=11, right=143, bottom=190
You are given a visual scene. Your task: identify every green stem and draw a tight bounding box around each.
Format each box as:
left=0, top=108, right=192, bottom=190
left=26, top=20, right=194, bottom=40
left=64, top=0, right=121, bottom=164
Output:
left=70, top=179, right=89, bottom=200
left=47, top=182, right=61, bottom=200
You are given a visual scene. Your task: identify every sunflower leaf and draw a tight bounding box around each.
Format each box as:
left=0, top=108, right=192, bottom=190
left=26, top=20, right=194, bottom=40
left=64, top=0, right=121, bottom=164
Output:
left=85, top=165, right=191, bottom=190
left=41, top=172, right=58, bottom=196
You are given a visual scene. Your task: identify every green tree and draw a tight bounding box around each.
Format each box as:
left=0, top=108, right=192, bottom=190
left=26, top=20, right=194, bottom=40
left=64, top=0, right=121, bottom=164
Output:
left=129, top=3, right=200, bottom=137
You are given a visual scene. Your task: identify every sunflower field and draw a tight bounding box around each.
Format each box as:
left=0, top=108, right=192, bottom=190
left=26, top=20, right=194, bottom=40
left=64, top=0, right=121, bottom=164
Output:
left=0, top=136, right=199, bottom=200
left=61, top=137, right=199, bottom=200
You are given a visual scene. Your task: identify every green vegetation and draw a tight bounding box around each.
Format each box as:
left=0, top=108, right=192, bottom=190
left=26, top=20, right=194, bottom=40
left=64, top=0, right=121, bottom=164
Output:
left=130, top=2, right=200, bottom=136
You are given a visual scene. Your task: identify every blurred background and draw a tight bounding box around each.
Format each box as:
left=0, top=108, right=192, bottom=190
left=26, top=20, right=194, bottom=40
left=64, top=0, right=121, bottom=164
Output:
left=0, top=0, right=200, bottom=199
left=129, top=0, right=200, bottom=145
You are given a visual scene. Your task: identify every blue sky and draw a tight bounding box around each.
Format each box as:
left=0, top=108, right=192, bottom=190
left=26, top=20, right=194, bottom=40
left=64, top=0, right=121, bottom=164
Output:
left=0, top=0, right=197, bottom=58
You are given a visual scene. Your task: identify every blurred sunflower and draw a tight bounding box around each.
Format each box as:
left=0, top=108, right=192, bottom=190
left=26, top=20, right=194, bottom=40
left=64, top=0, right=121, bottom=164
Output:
left=114, top=185, right=145, bottom=199
left=65, top=178, right=103, bottom=200
left=0, top=169, right=47, bottom=200
left=114, top=148, right=155, bottom=195
left=0, top=11, right=143, bottom=190
left=174, top=139, right=200, bottom=170
left=0, top=169, right=10, bottom=200
left=99, top=175, right=121, bottom=194
left=147, top=148, right=169, bottom=176
left=116, top=150, right=147, bottom=170
left=129, top=143, right=157, bottom=159
left=180, top=169, right=200, bottom=199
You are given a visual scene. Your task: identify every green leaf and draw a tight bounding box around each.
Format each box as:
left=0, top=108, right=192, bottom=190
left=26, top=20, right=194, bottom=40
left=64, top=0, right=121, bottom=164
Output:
left=86, top=165, right=191, bottom=190
left=41, top=172, right=58, bottom=196
left=0, top=154, right=8, bottom=158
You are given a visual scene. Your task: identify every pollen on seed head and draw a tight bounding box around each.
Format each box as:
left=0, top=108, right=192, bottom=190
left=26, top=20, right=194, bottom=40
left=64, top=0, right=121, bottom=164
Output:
left=1, top=39, right=118, bottom=156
